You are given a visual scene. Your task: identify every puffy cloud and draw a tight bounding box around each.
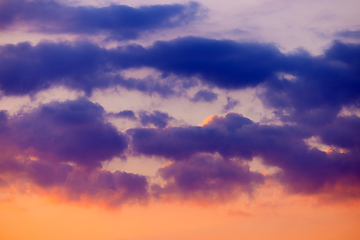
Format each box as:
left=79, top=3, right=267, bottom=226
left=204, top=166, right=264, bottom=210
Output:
left=132, top=37, right=284, bottom=89
left=0, top=37, right=282, bottom=96
left=0, top=158, right=149, bottom=205
left=0, top=41, right=109, bottom=96
left=1, top=38, right=359, bottom=120
left=2, top=98, right=128, bottom=168
left=127, top=38, right=359, bottom=125
left=0, top=0, right=200, bottom=40
left=130, top=113, right=360, bottom=195
left=0, top=98, right=148, bottom=205
left=1, top=105, right=360, bottom=202
left=0, top=41, right=175, bottom=96
left=129, top=113, right=307, bottom=162
left=261, top=41, right=360, bottom=126
left=153, top=154, right=264, bottom=201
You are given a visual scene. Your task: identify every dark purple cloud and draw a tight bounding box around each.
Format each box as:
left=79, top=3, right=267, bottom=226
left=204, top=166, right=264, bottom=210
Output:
left=1, top=37, right=360, bottom=199
left=318, top=115, right=360, bottom=150
left=139, top=110, right=173, bottom=128
left=1, top=107, right=359, bottom=201
left=129, top=113, right=301, bottom=161
left=0, top=41, right=109, bottom=96
left=2, top=98, right=128, bottom=168
left=0, top=41, right=177, bottom=97
left=0, top=0, right=200, bottom=40
left=60, top=165, right=149, bottom=205
left=129, top=37, right=284, bottom=89
left=0, top=158, right=149, bottom=205
left=191, top=89, right=218, bottom=102
left=126, top=38, right=359, bottom=125
left=1, top=38, right=359, bottom=120
left=26, top=160, right=74, bottom=187
left=0, top=97, right=149, bottom=205
left=1, top=37, right=282, bottom=96
left=109, top=110, right=137, bottom=120
left=1, top=37, right=279, bottom=96
left=260, top=41, right=360, bottom=126
left=152, top=154, right=264, bottom=200
left=1, top=0, right=359, bottom=206
left=130, top=113, right=360, bottom=195
left=136, top=38, right=360, bottom=127
left=335, top=30, right=360, bottom=39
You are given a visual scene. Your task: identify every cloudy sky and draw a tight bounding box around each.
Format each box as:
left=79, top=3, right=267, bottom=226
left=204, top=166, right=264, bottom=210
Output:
left=0, top=0, right=360, bottom=239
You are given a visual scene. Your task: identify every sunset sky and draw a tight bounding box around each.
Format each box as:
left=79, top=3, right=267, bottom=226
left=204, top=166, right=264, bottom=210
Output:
left=0, top=0, right=360, bottom=239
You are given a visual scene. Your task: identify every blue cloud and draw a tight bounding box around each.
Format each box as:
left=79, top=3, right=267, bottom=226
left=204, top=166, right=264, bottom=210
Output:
left=0, top=0, right=200, bottom=40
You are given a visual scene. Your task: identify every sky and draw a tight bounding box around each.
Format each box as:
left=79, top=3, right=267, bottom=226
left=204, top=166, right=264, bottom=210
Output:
left=0, top=0, right=360, bottom=239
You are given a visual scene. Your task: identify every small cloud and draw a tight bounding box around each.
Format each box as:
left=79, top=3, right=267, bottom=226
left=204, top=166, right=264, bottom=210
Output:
left=109, top=110, right=137, bottom=120
left=139, top=110, right=173, bottom=128
left=191, top=89, right=218, bottom=102
left=222, top=97, right=239, bottom=112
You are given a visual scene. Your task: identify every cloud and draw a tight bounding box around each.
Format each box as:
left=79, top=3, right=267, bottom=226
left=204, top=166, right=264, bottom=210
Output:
left=1, top=105, right=360, bottom=202
left=152, top=154, right=264, bottom=201
left=1, top=38, right=359, bottom=117
left=129, top=113, right=305, bottom=161
left=0, top=41, right=109, bottom=96
left=116, top=77, right=176, bottom=98
left=139, top=110, right=173, bottom=128
left=2, top=98, right=128, bottom=168
left=335, top=30, right=360, bottom=39
left=109, top=110, right=137, bottom=120
left=0, top=41, right=177, bottom=97
left=191, top=89, right=218, bottom=102
left=222, top=97, right=239, bottom=112
left=0, top=0, right=200, bottom=40
left=130, top=113, right=360, bottom=195
left=129, top=38, right=359, bottom=124
left=0, top=37, right=284, bottom=96
left=132, top=37, right=284, bottom=89
left=0, top=98, right=148, bottom=205
left=0, top=158, right=149, bottom=206
left=0, top=97, right=150, bottom=206
left=260, top=41, right=360, bottom=126
left=318, top=115, right=360, bottom=150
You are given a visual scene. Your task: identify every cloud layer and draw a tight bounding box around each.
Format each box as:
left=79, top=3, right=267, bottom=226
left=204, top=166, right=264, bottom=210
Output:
left=0, top=0, right=200, bottom=40
left=1, top=39, right=359, bottom=121
left=0, top=0, right=359, bottom=206
left=130, top=113, right=360, bottom=195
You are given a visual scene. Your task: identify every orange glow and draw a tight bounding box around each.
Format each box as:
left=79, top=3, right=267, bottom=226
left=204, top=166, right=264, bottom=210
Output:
left=325, top=148, right=349, bottom=154
left=199, top=114, right=221, bottom=126
left=160, top=161, right=173, bottom=169
left=325, top=148, right=334, bottom=154
left=1, top=183, right=360, bottom=240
